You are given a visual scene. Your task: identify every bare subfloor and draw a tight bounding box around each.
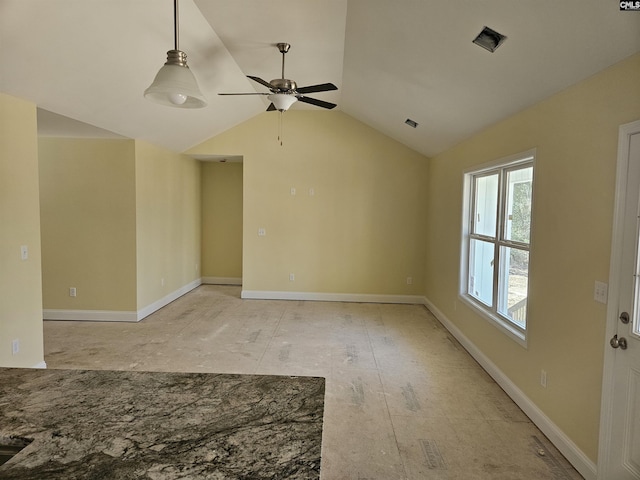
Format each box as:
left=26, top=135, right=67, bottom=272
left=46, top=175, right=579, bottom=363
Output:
left=44, top=285, right=583, bottom=480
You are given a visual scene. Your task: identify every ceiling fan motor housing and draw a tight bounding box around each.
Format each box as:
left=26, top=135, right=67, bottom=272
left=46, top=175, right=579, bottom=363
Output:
left=270, top=78, right=297, bottom=92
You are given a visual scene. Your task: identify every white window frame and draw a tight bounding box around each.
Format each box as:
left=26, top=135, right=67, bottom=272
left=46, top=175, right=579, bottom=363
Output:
left=460, top=149, right=536, bottom=346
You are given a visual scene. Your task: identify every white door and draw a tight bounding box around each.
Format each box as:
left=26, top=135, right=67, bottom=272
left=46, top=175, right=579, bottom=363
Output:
left=599, top=120, right=640, bottom=479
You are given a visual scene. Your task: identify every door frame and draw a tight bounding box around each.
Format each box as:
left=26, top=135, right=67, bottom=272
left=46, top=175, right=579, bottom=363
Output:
left=597, top=119, right=640, bottom=478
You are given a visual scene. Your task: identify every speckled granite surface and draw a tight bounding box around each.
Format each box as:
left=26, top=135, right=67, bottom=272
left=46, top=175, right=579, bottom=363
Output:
left=0, top=368, right=325, bottom=479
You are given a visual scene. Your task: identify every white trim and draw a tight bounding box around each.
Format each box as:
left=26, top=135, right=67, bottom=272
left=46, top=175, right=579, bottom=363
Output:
left=43, top=309, right=138, bottom=322
left=462, top=148, right=536, bottom=175
left=424, top=296, right=597, bottom=480
left=241, top=290, right=427, bottom=305
left=136, top=278, right=202, bottom=321
left=32, top=361, right=47, bottom=369
left=598, top=119, right=640, bottom=479
left=42, top=279, right=203, bottom=323
left=202, top=276, right=242, bottom=286
left=458, top=294, right=527, bottom=347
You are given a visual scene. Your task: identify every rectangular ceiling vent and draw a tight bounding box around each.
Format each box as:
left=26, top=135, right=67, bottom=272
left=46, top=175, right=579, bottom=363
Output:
left=405, top=118, right=418, bottom=128
left=473, top=26, right=507, bottom=53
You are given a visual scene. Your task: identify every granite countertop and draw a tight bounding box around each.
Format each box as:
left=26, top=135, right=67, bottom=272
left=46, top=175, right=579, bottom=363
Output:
left=0, top=368, right=325, bottom=479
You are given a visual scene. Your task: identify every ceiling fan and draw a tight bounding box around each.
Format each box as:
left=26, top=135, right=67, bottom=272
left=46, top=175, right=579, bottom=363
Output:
left=219, top=43, right=338, bottom=112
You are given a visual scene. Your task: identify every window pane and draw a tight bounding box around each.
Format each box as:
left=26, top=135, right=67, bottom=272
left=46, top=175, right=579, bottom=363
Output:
left=497, top=246, right=529, bottom=328
left=504, top=167, right=533, bottom=244
left=469, top=239, right=494, bottom=307
left=473, top=174, right=498, bottom=237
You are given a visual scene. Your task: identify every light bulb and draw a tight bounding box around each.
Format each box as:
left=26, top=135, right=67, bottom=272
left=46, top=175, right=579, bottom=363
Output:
left=169, top=92, right=187, bottom=105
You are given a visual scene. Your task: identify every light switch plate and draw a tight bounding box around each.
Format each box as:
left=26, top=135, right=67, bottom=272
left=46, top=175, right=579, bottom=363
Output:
left=594, top=281, right=608, bottom=304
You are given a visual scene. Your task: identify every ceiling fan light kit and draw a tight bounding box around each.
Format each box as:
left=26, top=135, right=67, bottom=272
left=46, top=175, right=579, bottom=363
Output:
left=267, top=93, right=298, bottom=112
left=144, top=0, right=207, bottom=108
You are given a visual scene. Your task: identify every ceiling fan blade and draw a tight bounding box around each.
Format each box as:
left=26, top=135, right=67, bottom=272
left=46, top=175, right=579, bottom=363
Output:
left=266, top=103, right=277, bottom=112
left=296, top=83, right=338, bottom=94
left=297, top=96, right=337, bottom=110
left=247, top=76, right=275, bottom=90
left=218, top=92, right=270, bottom=96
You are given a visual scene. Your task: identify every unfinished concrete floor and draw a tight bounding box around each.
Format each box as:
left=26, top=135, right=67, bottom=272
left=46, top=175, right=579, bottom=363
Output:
left=44, top=285, right=583, bottom=479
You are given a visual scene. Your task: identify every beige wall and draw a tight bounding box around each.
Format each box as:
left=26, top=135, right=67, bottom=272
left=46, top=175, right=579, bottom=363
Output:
left=135, top=141, right=201, bottom=310
left=188, top=111, right=429, bottom=295
left=0, top=93, right=44, bottom=367
left=201, top=162, right=243, bottom=280
left=425, top=53, right=640, bottom=462
left=38, top=138, right=137, bottom=311
left=38, top=139, right=202, bottom=317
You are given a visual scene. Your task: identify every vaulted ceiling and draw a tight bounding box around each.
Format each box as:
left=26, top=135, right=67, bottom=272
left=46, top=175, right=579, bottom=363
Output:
left=1, top=1, right=638, bottom=158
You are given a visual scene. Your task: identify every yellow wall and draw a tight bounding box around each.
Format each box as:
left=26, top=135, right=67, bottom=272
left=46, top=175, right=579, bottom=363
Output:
left=0, top=93, right=44, bottom=367
left=201, top=162, right=243, bottom=280
left=188, top=111, right=429, bottom=295
left=425, top=53, right=640, bottom=462
left=38, top=138, right=137, bottom=311
left=134, top=141, right=201, bottom=310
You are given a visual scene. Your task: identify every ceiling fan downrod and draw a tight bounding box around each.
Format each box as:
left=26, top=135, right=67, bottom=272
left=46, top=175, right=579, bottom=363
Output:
left=277, top=42, right=290, bottom=80
left=270, top=43, right=296, bottom=91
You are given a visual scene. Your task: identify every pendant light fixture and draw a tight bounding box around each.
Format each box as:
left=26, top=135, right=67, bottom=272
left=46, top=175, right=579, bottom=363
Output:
left=144, top=0, right=206, bottom=108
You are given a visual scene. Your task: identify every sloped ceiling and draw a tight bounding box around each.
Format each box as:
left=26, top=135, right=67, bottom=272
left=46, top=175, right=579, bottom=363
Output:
left=1, top=0, right=638, bottom=157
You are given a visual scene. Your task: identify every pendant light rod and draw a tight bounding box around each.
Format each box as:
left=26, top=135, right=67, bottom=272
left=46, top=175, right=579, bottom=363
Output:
left=173, top=0, right=179, bottom=51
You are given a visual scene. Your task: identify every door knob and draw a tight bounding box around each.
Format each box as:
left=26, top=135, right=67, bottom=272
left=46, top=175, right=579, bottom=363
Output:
left=610, top=334, right=628, bottom=350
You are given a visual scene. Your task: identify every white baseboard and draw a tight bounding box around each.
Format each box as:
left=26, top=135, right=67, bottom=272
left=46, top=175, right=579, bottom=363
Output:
left=242, top=289, right=427, bottom=305
left=32, top=361, right=47, bottom=369
left=43, top=309, right=138, bottom=322
left=423, top=297, right=597, bottom=480
left=202, top=276, right=242, bottom=286
left=136, top=278, right=202, bottom=321
left=43, top=279, right=203, bottom=323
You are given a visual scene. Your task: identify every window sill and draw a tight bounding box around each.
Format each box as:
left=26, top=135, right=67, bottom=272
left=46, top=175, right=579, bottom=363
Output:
left=458, top=294, right=528, bottom=348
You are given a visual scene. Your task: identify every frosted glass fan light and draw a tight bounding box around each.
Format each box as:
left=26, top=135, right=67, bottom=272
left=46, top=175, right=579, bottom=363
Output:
left=267, top=93, right=297, bottom=112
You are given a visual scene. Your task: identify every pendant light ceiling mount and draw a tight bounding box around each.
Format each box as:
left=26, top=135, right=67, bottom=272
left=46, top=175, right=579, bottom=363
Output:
left=144, top=0, right=207, bottom=109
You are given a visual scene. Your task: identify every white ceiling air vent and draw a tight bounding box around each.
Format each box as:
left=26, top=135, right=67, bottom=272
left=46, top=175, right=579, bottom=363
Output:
left=473, top=26, right=507, bottom=53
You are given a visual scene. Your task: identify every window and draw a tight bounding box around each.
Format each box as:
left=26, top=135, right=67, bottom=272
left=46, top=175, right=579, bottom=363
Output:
left=461, top=151, right=534, bottom=342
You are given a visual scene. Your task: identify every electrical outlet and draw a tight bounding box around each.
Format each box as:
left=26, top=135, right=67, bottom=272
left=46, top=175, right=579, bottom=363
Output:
left=258, top=228, right=266, bottom=237
left=406, top=277, right=413, bottom=285
left=289, top=273, right=295, bottom=282
left=20, top=245, right=28, bottom=260
left=12, top=339, right=19, bottom=355
left=290, top=187, right=296, bottom=196
left=540, top=369, right=547, bottom=388
left=69, top=287, right=77, bottom=297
